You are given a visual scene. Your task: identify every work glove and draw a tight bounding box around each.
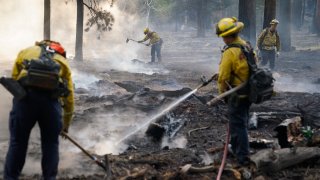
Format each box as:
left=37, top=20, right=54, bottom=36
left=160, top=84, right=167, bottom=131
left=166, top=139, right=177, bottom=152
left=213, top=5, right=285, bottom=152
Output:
left=61, top=112, right=73, bottom=138
left=212, top=73, right=219, bottom=81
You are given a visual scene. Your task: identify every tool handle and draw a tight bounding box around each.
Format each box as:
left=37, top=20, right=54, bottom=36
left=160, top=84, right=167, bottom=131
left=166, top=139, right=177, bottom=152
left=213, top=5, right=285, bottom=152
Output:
left=0, top=77, right=27, bottom=100
left=206, top=81, right=248, bottom=106
left=61, top=132, right=96, bottom=160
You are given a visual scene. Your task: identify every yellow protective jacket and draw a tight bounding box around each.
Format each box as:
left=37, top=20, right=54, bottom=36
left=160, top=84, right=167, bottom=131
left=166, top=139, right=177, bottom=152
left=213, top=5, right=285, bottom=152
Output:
left=257, top=28, right=280, bottom=51
left=12, top=45, right=75, bottom=127
left=218, top=37, right=250, bottom=94
left=140, top=32, right=160, bottom=45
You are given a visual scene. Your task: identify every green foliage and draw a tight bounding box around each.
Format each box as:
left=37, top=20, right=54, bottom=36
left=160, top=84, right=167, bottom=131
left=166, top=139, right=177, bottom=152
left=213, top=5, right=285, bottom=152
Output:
left=84, top=10, right=114, bottom=32
left=82, top=0, right=115, bottom=36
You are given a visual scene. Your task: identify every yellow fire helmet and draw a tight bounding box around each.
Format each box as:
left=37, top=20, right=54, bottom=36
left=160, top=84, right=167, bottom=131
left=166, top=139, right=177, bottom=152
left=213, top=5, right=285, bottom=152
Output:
left=144, top=28, right=150, bottom=34
left=270, top=19, right=279, bottom=25
left=216, top=17, right=244, bottom=37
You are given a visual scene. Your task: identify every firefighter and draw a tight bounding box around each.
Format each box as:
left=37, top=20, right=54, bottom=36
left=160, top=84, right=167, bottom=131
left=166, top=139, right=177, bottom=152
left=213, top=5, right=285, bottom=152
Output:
left=216, top=17, right=251, bottom=166
left=138, top=28, right=163, bottom=63
left=257, top=19, right=280, bottom=70
left=4, top=40, right=74, bottom=180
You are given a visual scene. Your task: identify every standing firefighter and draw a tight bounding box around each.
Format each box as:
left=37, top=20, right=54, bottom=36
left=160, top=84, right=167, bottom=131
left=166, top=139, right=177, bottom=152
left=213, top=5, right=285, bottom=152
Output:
left=257, top=19, right=280, bottom=70
left=4, top=40, right=74, bottom=179
left=216, top=17, right=251, bottom=166
left=138, top=28, right=163, bottom=63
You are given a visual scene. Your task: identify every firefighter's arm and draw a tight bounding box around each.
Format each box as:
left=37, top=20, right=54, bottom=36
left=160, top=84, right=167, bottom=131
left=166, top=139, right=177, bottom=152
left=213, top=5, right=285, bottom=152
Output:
left=218, top=51, right=233, bottom=94
left=61, top=68, right=75, bottom=132
left=138, top=35, right=150, bottom=43
left=12, top=50, right=25, bottom=80
left=256, top=30, right=265, bottom=50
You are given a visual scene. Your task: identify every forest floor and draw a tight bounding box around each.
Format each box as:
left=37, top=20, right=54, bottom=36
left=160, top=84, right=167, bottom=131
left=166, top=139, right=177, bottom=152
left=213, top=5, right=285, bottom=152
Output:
left=0, top=30, right=320, bottom=179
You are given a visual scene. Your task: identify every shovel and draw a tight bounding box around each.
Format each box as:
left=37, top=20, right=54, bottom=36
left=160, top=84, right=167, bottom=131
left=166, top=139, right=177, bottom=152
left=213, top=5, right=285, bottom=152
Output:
left=61, top=132, right=112, bottom=178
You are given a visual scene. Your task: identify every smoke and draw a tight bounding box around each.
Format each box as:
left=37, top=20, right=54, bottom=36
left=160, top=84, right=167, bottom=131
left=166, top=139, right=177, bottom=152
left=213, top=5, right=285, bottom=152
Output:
left=273, top=72, right=320, bottom=93
left=161, top=136, right=188, bottom=149
left=0, top=1, right=42, bottom=61
left=72, top=70, right=100, bottom=89
left=200, top=152, right=214, bottom=166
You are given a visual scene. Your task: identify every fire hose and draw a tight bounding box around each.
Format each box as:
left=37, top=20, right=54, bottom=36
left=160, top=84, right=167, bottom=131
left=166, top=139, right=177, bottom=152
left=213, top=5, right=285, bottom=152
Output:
left=206, top=81, right=248, bottom=180
left=216, top=124, right=230, bottom=180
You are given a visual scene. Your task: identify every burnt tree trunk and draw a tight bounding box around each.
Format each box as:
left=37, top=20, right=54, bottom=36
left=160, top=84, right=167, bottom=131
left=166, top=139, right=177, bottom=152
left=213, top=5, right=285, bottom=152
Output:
left=279, top=0, right=292, bottom=51
left=75, top=0, right=84, bottom=61
left=44, top=0, right=50, bottom=40
left=292, top=0, right=305, bottom=30
left=238, top=0, right=256, bottom=45
left=263, top=0, right=276, bottom=29
left=197, top=0, right=206, bottom=37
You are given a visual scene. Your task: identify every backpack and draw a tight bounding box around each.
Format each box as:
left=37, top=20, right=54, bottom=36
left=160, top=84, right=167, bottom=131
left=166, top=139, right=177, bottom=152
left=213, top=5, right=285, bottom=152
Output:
left=20, top=45, right=69, bottom=97
left=225, top=42, right=275, bottom=104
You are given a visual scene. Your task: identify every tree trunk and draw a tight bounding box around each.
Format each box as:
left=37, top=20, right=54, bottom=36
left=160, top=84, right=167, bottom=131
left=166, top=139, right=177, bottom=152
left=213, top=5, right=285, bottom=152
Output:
left=197, top=0, right=205, bottom=37
left=238, top=0, right=256, bottom=45
left=44, top=0, right=50, bottom=40
left=314, top=0, right=320, bottom=34
left=279, top=0, right=292, bottom=51
left=292, top=0, right=305, bottom=30
left=75, top=0, right=84, bottom=61
left=263, top=0, right=276, bottom=29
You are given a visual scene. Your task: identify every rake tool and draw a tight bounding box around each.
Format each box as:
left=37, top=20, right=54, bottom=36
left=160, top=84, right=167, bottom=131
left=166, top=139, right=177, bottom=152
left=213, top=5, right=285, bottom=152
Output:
left=61, top=132, right=112, bottom=179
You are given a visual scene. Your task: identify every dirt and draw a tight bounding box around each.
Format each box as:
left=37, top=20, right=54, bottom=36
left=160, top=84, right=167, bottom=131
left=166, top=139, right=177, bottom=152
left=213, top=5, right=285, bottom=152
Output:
left=0, top=30, right=320, bottom=179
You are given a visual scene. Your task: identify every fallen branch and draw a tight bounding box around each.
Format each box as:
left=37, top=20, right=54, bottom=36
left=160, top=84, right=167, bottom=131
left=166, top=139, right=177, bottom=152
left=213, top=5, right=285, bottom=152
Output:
left=251, top=147, right=320, bottom=173
left=180, top=164, right=241, bottom=179
left=206, top=147, right=224, bottom=154
left=188, top=126, right=209, bottom=136
left=119, top=167, right=148, bottom=180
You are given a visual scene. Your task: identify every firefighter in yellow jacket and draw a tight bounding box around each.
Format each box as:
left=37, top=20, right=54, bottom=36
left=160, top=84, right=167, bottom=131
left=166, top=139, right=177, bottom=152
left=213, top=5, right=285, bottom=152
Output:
left=216, top=17, right=251, bottom=166
left=257, top=19, right=280, bottom=70
left=4, top=40, right=74, bottom=179
left=138, top=28, right=163, bottom=63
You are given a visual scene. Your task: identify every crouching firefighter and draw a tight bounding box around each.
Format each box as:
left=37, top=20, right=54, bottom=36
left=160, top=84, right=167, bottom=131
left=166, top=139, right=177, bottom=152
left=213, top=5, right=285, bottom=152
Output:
left=3, top=40, right=74, bottom=180
left=138, top=28, right=163, bottom=63
left=216, top=17, right=252, bottom=166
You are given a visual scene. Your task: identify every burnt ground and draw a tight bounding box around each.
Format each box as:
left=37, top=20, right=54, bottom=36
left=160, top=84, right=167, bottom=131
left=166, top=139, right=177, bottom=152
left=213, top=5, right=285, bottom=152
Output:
left=0, top=30, right=320, bottom=179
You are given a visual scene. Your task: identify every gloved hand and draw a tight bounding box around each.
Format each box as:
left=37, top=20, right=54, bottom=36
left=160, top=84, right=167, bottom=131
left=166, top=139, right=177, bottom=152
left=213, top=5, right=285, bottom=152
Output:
left=276, top=51, right=280, bottom=57
left=212, top=73, right=219, bottom=81
left=61, top=112, right=73, bottom=138
left=60, top=125, right=69, bottom=139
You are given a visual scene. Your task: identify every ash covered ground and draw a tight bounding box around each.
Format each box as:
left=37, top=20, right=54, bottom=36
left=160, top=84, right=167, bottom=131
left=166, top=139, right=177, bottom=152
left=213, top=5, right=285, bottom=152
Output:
left=0, top=30, right=320, bottom=180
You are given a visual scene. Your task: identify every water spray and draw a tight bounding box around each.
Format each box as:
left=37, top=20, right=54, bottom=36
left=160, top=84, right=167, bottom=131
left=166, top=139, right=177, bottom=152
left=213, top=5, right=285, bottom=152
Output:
left=116, top=75, right=216, bottom=144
